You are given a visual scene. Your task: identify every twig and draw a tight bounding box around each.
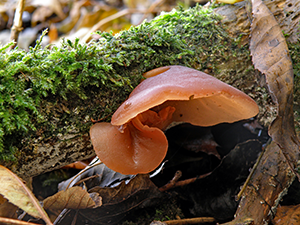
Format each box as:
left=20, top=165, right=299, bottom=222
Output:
left=9, top=0, right=25, bottom=50
left=65, top=161, right=103, bottom=189
left=91, top=112, right=113, bottom=123
left=81, top=8, right=158, bottom=43
left=159, top=172, right=212, bottom=192
left=137, top=0, right=167, bottom=24
left=154, top=217, right=216, bottom=224
left=0, top=217, right=41, bottom=225
left=169, top=170, right=182, bottom=185
left=73, top=174, right=101, bottom=186
left=235, top=139, right=270, bottom=201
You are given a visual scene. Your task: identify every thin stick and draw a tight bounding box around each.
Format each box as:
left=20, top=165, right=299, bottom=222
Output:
left=0, top=217, right=41, bottom=225
left=9, top=0, right=25, bottom=50
left=137, top=0, right=166, bottom=24
left=236, top=142, right=268, bottom=201
left=81, top=8, right=158, bottom=43
left=156, top=217, right=216, bottom=224
left=65, top=161, right=103, bottom=189
left=159, top=172, right=212, bottom=192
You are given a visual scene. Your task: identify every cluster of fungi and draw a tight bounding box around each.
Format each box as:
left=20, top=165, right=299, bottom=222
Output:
left=90, top=65, right=259, bottom=175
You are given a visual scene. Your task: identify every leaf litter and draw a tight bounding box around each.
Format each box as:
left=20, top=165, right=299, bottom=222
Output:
left=54, top=174, right=163, bottom=225
left=43, top=186, right=102, bottom=211
left=223, top=0, right=300, bottom=224
left=0, top=165, right=52, bottom=225
left=1, top=0, right=298, bottom=224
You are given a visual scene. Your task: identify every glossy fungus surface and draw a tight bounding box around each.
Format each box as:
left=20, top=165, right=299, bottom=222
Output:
left=90, top=65, right=259, bottom=175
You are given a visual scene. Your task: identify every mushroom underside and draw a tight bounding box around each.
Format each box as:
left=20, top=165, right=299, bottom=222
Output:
left=91, top=95, right=257, bottom=175
left=90, top=107, right=175, bottom=175
left=90, top=65, right=259, bottom=175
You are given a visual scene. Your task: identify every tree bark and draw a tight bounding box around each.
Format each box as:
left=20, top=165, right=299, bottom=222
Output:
left=1, top=0, right=299, bottom=179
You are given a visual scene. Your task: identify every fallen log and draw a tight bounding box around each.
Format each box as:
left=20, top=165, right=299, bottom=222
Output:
left=0, top=0, right=298, bottom=182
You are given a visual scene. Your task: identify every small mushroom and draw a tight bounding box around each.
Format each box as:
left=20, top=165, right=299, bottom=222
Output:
left=90, top=65, right=259, bottom=175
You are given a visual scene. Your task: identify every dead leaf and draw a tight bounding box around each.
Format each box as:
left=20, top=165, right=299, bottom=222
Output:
left=81, top=174, right=162, bottom=224
left=55, top=0, right=89, bottom=34
left=58, top=160, right=133, bottom=191
left=250, top=0, right=300, bottom=170
left=0, top=195, right=18, bottom=218
left=77, top=8, right=118, bottom=31
left=223, top=142, right=294, bottom=225
left=223, top=0, right=300, bottom=224
left=43, top=186, right=102, bottom=211
left=0, top=165, right=52, bottom=225
left=31, top=6, right=54, bottom=26
left=273, top=205, right=300, bottom=225
left=31, top=0, right=65, bottom=19
left=55, top=174, right=163, bottom=225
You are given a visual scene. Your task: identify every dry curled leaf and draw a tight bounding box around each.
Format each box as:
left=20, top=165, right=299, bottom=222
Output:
left=273, top=205, right=300, bottom=225
left=250, top=0, right=300, bottom=170
left=58, top=160, right=133, bottom=191
left=55, top=174, right=163, bottom=225
left=31, top=0, right=65, bottom=20
left=0, top=165, right=52, bottom=225
left=81, top=174, right=163, bottom=224
left=43, top=186, right=102, bottom=211
left=222, top=0, right=300, bottom=224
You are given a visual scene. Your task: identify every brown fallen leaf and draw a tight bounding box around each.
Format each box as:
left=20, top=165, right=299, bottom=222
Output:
left=55, top=0, right=87, bottom=34
left=250, top=0, right=300, bottom=170
left=54, top=174, right=163, bottom=225
left=31, top=0, right=65, bottom=20
left=31, top=6, right=54, bottom=27
left=58, top=160, right=133, bottom=191
left=81, top=174, right=163, bottom=224
left=222, top=0, right=300, bottom=224
left=0, top=195, right=18, bottom=218
left=43, top=186, right=102, bottom=211
left=0, top=165, right=52, bottom=225
left=273, top=205, right=300, bottom=225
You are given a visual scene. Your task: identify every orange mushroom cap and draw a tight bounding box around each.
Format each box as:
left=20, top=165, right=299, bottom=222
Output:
left=112, top=65, right=259, bottom=126
left=90, top=65, right=259, bottom=175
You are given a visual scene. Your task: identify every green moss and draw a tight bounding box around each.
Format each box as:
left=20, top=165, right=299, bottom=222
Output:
left=0, top=5, right=243, bottom=161
left=288, top=42, right=300, bottom=129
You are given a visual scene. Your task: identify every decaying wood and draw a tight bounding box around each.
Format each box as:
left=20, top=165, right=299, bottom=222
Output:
left=223, top=142, right=295, bottom=225
left=216, top=0, right=300, bottom=44
left=1, top=0, right=299, bottom=181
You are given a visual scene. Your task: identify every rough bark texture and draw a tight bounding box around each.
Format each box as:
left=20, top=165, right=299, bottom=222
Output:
left=223, top=142, right=296, bottom=225
left=1, top=0, right=299, bottom=178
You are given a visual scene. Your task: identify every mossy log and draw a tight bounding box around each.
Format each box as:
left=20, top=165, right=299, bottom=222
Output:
left=0, top=0, right=299, bottom=178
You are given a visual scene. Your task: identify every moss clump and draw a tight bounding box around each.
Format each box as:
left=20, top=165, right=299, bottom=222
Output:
left=288, top=42, right=300, bottom=129
left=0, top=5, right=242, bottom=161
